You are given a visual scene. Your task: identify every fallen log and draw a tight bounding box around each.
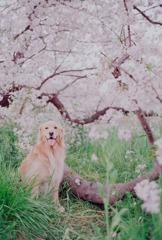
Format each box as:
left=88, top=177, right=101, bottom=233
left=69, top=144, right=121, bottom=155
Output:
left=63, top=163, right=162, bottom=205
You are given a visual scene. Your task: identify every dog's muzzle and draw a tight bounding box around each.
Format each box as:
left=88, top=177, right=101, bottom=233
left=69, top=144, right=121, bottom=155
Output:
left=46, top=135, right=56, bottom=146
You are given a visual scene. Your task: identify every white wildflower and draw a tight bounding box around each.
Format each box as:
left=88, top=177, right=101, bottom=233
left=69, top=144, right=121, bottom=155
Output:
left=112, top=191, right=116, bottom=196
left=112, top=232, right=118, bottom=238
left=125, top=150, right=134, bottom=159
left=126, top=150, right=134, bottom=155
left=134, top=179, right=161, bottom=214
left=135, top=164, right=146, bottom=174
left=91, top=153, right=98, bottom=162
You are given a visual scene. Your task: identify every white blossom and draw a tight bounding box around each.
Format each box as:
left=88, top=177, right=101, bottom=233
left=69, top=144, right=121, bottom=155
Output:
left=125, top=150, right=134, bottom=159
left=0, top=0, right=162, bottom=148
left=118, top=129, right=132, bottom=141
left=134, top=180, right=161, bottom=214
left=155, top=138, right=162, bottom=165
left=135, top=164, right=146, bottom=174
left=88, top=126, right=108, bottom=141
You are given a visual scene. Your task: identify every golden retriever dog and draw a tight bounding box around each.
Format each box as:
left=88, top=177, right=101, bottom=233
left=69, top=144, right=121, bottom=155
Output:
left=18, top=121, right=65, bottom=212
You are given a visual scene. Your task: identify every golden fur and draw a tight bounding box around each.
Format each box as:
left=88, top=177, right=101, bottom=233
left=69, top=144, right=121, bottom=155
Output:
left=18, top=121, right=65, bottom=212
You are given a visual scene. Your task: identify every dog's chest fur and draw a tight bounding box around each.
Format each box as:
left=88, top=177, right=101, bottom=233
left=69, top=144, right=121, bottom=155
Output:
left=45, top=147, right=64, bottom=182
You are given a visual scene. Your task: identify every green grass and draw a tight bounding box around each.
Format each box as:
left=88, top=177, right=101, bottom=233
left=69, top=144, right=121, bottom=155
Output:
left=0, top=123, right=162, bottom=239
left=0, top=123, right=23, bottom=168
left=0, top=164, right=64, bottom=240
left=66, top=128, right=153, bottom=183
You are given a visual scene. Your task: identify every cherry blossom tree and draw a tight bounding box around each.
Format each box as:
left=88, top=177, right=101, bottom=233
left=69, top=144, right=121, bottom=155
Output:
left=0, top=0, right=162, bottom=206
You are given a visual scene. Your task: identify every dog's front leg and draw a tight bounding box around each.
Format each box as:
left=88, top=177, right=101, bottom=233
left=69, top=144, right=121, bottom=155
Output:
left=50, top=187, right=65, bottom=212
left=31, top=184, right=40, bottom=199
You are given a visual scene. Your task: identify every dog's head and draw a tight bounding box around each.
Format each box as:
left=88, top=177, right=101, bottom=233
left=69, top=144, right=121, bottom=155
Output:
left=37, top=121, right=64, bottom=146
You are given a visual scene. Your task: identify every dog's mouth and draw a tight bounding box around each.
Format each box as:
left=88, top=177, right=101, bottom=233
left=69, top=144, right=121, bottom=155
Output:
left=46, top=137, right=56, bottom=146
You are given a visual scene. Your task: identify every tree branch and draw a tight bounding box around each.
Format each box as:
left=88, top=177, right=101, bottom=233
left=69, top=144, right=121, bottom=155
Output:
left=0, top=94, right=10, bottom=108
left=47, top=94, right=128, bottom=125
left=123, top=0, right=131, bottom=47
left=152, top=85, right=162, bottom=103
left=47, top=94, right=72, bottom=121
left=136, top=108, right=155, bottom=146
left=14, top=25, right=31, bottom=40
left=111, top=53, right=129, bottom=78
left=56, top=75, right=88, bottom=95
left=133, top=5, right=162, bottom=26
left=36, top=67, right=96, bottom=90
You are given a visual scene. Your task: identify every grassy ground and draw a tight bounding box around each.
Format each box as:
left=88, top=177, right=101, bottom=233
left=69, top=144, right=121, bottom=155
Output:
left=0, top=124, right=162, bottom=239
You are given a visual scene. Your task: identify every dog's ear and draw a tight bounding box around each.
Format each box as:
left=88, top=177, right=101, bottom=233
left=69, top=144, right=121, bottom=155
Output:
left=37, top=125, right=42, bottom=143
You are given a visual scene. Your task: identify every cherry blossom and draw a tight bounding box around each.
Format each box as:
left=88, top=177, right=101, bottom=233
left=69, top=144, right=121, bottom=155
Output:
left=134, top=179, right=161, bottom=214
left=0, top=2, right=162, bottom=192
left=155, top=138, right=162, bottom=165
left=118, top=128, right=132, bottom=141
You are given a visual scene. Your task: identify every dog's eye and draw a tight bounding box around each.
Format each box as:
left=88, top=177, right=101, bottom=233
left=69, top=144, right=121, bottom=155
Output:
left=54, top=126, right=57, bottom=129
left=45, top=127, right=48, bottom=129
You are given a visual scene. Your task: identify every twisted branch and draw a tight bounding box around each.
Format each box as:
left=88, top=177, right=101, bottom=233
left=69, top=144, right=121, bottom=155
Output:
left=133, top=5, right=162, bottom=26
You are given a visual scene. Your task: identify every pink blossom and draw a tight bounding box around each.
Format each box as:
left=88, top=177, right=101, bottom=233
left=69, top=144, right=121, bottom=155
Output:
left=0, top=0, right=162, bottom=152
left=118, top=129, right=132, bottom=141
left=155, top=138, right=162, bottom=165
left=134, top=180, right=161, bottom=214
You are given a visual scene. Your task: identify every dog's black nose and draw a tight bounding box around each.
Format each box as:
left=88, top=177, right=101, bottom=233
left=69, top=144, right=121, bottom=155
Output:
left=49, top=132, right=54, bottom=136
